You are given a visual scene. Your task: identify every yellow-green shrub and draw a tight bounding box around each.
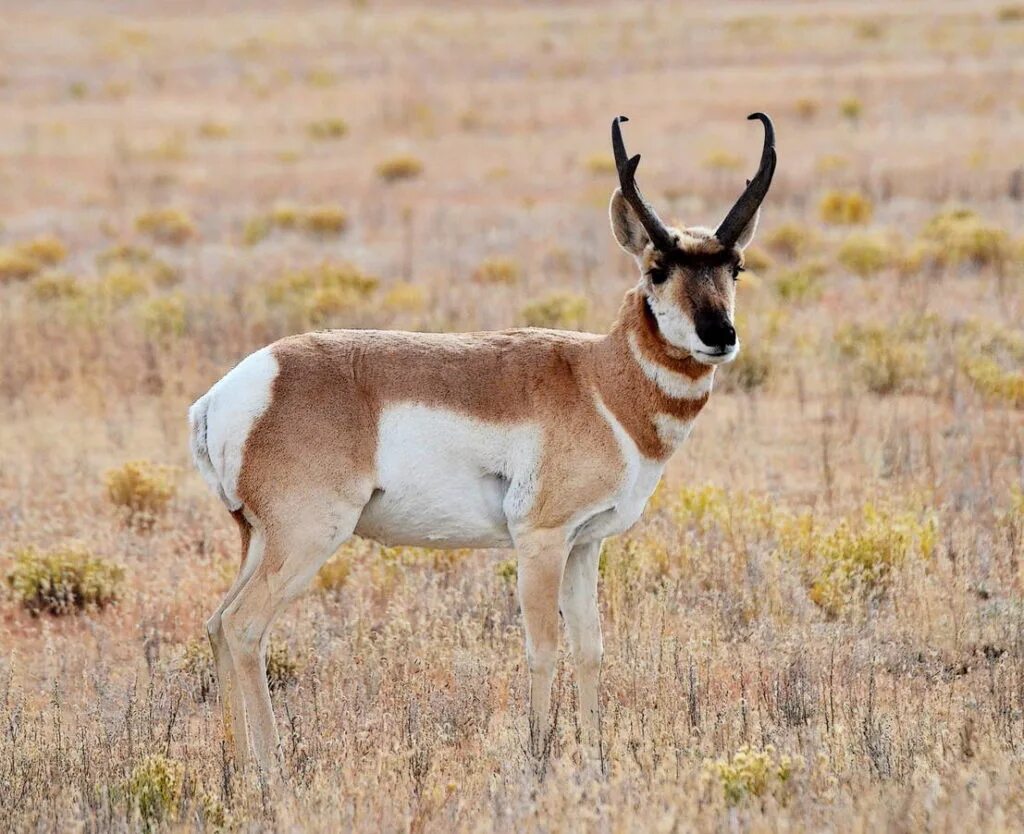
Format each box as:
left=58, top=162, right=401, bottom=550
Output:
left=30, top=271, right=84, bottom=302
left=774, top=260, right=825, bottom=303
left=794, top=97, right=819, bottom=120
left=376, top=155, right=424, bottom=182
left=270, top=203, right=301, bottom=228
left=266, top=642, right=301, bottom=691
left=300, top=205, right=348, bottom=237
left=520, top=291, right=588, bottom=329
left=6, top=545, right=124, bottom=616
left=307, top=117, right=348, bottom=140
left=17, top=234, right=67, bottom=266
left=764, top=223, right=816, bottom=260
left=140, top=295, right=187, bottom=339
left=382, top=282, right=426, bottom=312
left=266, top=261, right=379, bottom=324
left=135, top=208, right=196, bottom=245
left=919, top=208, right=1012, bottom=270
left=837, top=232, right=895, bottom=278
left=997, top=5, right=1024, bottom=22
left=496, top=558, right=517, bottom=584
left=124, top=755, right=183, bottom=828
left=702, top=148, right=743, bottom=172
left=197, top=119, right=232, bottom=139
left=96, top=267, right=149, bottom=306
left=703, top=745, right=801, bottom=805
left=584, top=153, right=615, bottom=175
left=96, top=243, right=153, bottom=271
left=473, top=256, right=520, bottom=285
left=835, top=322, right=927, bottom=394
left=799, top=504, right=937, bottom=616
left=819, top=189, right=873, bottom=225
left=960, top=356, right=1024, bottom=407
left=317, top=551, right=354, bottom=591
left=0, top=248, right=43, bottom=282
left=243, top=215, right=272, bottom=246
left=839, top=97, right=863, bottom=122
left=104, top=460, right=177, bottom=527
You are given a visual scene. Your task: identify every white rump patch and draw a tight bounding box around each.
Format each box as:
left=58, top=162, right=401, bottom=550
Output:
left=628, top=331, right=715, bottom=399
left=355, top=404, right=542, bottom=548
left=194, top=346, right=279, bottom=511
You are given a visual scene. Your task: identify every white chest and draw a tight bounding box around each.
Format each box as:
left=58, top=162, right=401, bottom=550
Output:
left=570, top=400, right=673, bottom=545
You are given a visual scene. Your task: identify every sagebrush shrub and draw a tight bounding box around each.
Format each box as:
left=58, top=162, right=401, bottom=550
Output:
left=819, top=189, right=873, bottom=225
left=520, top=291, right=588, bottom=329
left=796, top=504, right=937, bottom=616
left=920, top=208, right=1012, bottom=270
left=473, top=256, right=520, bottom=285
left=124, top=754, right=183, bottom=829
left=837, top=233, right=895, bottom=277
left=375, top=155, right=424, bottom=182
left=30, top=271, right=84, bottom=302
left=104, top=460, right=177, bottom=528
left=135, top=208, right=196, bottom=245
left=764, top=223, right=816, bottom=260
left=17, top=234, right=67, bottom=266
left=836, top=322, right=929, bottom=395
left=774, top=260, right=825, bottom=303
left=307, top=117, right=348, bottom=140
left=703, top=745, right=802, bottom=805
left=265, top=261, right=379, bottom=325
left=266, top=642, right=301, bottom=691
left=0, top=248, right=41, bottom=282
left=6, top=545, right=123, bottom=615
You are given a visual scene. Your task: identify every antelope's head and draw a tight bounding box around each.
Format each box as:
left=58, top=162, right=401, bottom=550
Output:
left=609, top=113, right=776, bottom=365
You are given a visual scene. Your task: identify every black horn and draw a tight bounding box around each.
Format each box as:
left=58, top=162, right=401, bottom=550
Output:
left=611, top=116, right=677, bottom=252
left=715, top=112, right=777, bottom=247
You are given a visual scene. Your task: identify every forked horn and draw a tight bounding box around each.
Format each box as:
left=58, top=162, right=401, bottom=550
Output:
left=715, top=112, right=777, bottom=247
left=611, top=116, right=677, bottom=253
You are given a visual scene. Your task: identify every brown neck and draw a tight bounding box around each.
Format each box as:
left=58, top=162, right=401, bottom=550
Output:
left=591, top=287, right=714, bottom=460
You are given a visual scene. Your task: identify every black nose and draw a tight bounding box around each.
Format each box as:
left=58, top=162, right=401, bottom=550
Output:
left=695, top=314, right=736, bottom=350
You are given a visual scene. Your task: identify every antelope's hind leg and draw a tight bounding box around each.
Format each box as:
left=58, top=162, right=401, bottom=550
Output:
left=220, top=499, right=365, bottom=775
left=207, top=511, right=264, bottom=769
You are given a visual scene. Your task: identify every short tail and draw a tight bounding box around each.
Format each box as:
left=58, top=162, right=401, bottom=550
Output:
left=189, top=394, right=237, bottom=510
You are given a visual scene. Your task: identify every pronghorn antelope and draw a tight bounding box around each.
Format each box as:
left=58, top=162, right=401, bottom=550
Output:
left=190, top=113, right=776, bottom=772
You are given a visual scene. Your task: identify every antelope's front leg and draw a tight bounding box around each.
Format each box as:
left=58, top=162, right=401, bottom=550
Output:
left=515, top=528, right=570, bottom=757
left=560, top=539, right=603, bottom=755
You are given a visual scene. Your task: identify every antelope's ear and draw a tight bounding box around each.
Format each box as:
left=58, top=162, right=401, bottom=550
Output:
left=733, top=206, right=760, bottom=250
left=610, top=189, right=650, bottom=257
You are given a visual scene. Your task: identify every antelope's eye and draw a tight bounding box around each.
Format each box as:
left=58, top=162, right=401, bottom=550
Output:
left=649, top=267, right=668, bottom=285
left=731, top=264, right=745, bottom=280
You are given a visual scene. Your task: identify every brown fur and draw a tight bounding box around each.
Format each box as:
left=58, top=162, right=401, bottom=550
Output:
left=237, top=283, right=713, bottom=534
left=229, top=509, right=251, bottom=567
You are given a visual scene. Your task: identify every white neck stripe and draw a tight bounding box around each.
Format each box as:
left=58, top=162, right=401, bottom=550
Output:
left=627, top=331, right=714, bottom=400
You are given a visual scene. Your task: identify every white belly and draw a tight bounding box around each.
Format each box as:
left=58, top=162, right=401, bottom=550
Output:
left=354, top=404, right=540, bottom=548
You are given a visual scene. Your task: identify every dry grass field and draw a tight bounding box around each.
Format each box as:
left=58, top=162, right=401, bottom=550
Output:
left=1, top=1, right=1023, bottom=830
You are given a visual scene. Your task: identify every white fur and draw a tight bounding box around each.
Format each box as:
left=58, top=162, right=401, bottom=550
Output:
left=190, top=347, right=279, bottom=511
left=570, top=398, right=665, bottom=545
left=354, top=404, right=541, bottom=548
left=627, top=331, right=715, bottom=399
left=653, top=413, right=696, bottom=448
left=645, top=291, right=741, bottom=365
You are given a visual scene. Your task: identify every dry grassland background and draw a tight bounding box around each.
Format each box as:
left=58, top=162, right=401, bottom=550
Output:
left=1, top=1, right=1023, bottom=831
